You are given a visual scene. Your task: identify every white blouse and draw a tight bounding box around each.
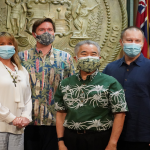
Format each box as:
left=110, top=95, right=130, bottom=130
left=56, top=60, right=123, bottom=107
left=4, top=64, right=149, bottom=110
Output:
left=0, top=61, right=32, bottom=134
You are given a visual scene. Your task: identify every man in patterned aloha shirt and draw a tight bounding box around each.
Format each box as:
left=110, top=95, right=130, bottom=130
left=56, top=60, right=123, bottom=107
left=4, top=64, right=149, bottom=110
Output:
left=19, top=18, right=74, bottom=150
left=55, top=40, right=128, bottom=150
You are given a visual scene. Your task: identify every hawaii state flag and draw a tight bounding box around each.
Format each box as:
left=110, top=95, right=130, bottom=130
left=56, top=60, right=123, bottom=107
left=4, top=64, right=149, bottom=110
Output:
left=136, top=0, right=149, bottom=59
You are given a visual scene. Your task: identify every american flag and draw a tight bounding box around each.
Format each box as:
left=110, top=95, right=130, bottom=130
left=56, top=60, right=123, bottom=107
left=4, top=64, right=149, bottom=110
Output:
left=136, top=0, right=149, bottom=58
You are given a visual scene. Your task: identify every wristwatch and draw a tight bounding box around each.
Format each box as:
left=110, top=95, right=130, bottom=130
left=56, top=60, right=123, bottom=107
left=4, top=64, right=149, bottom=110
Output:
left=58, top=137, right=64, bottom=142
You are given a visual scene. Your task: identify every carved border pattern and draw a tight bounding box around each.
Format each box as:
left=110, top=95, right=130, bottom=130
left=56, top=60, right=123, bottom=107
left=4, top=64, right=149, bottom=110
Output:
left=101, top=0, right=111, bottom=49
left=109, top=0, right=127, bottom=62
left=100, top=0, right=127, bottom=71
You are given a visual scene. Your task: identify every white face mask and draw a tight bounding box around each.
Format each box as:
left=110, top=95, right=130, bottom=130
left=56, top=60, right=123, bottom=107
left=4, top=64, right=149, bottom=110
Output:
left=77, top=56, right=99, bottom=60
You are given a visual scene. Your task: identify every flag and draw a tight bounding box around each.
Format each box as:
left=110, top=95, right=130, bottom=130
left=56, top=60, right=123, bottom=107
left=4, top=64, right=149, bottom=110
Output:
left=148, top=0, right=150, bottom=57
left=136, top=0, right=149, bottom=58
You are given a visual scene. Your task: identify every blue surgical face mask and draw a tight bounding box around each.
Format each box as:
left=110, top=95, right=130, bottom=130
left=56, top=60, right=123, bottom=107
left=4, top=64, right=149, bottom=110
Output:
left=0, top=45, right=15, bottom=59
left=123, top=42, right=142, bottom=57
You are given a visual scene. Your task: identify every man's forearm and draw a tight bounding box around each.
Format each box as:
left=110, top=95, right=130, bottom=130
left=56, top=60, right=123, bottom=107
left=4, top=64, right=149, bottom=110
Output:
left=56, top=111, right=67, bottom=149
left=56, top=111, right=67, bottom=138
left=105, top=112, right=126, bottom=150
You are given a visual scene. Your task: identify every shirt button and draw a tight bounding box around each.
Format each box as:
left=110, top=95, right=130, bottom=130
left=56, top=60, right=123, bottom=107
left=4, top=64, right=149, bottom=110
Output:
left=124, top=89, right=126, bottom=91
left=125, top=79, right=127, bottom=81
left=127, top=69, right=129, bottom=71
left=82, top=91, right=84, bottom=93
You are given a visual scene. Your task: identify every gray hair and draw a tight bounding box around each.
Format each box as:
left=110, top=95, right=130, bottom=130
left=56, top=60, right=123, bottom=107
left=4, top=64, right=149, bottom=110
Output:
left=121, top=26, right=145, bottom=42
left=74, top=40, right=101, bottom=56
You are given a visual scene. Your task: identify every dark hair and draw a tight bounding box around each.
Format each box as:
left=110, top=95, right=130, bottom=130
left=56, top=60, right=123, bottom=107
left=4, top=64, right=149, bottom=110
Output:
left=32, top=18, right=55, bottom=33
left=0, top=32, right=22, bottom=70
left=121, top=26, right=145, bottom=42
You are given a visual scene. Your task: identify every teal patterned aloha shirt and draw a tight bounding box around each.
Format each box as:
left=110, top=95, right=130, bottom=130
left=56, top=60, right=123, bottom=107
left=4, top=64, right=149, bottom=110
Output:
left=55, top=70, right=128, bottom=131
left=19, top=46, right=74, bottom=126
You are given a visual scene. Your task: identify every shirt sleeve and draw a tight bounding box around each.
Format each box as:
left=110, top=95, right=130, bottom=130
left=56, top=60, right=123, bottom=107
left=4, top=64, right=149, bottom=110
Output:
left=102, top=65, right=108, bottom=74
left=20, top=68, right=32, bottom=122
left=108, top=79, right=128, bottom=113
left=64, top=54, right=75, bottom=78
left=69, top=55, right=75, bottom=76
left=0, top=103, right=16, bottom=123
left=54, top=82, right=66, bottom=111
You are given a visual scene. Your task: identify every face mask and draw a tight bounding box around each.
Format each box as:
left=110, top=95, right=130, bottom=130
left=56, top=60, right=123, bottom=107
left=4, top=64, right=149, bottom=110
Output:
left=0, top=45, right=15, bottom=59
left=123, top=42, right=142, bottom=57
left=77, top=56, right=100, bottom=72
left=35, top=32, right=55, bottom=46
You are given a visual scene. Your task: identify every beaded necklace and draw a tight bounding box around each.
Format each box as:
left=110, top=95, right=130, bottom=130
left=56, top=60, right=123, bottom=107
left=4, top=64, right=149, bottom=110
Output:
left=4, top=65, right=17, bottom=87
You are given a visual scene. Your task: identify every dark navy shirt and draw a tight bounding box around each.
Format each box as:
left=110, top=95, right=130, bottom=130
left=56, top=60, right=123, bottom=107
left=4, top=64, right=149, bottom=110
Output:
left=103, top=54, right=150, bottom=142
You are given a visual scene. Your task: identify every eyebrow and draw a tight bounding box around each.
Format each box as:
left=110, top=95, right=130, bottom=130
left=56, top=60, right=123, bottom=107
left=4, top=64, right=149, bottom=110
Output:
left=38, top=28, right=53, bottom=30
left=80, top=51, right=98, bottom=54
left=81, top=51, right=87, bottom=54
left=91, top=52, right=98, bottom=54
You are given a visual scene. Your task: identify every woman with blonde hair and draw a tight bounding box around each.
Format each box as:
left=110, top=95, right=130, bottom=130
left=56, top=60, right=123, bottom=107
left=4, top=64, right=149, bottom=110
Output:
left=0, top=32, right=32, bottom=150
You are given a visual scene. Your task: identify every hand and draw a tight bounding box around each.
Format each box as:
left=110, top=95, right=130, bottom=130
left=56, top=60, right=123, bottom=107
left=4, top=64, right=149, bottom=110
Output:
left=105, top=143, right=117, bottom=150
left=20, top=117, right=30, bottom=127
left=12, top=117, right=23, bottom=128
left=12, top=117, right=30, bottom=128
left=58, top=141, right=68, bottom=150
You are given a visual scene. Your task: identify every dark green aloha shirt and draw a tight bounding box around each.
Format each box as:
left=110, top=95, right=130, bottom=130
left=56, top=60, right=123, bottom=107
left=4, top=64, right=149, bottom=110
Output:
left=19, top=46, right=74, bottom=126
left=55, top=70, right=128, bottom=131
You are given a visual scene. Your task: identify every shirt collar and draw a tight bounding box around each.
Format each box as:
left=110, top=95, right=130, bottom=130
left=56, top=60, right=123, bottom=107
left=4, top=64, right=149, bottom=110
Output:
left=76, top=69, right=99, bottom=81
left=34, top=45, right=53, bottom=56
left=119, top=53, right=144, bottom=67
left=134, top=53, right=144, bottom=66
left=119, top=56, right=126, bottom=67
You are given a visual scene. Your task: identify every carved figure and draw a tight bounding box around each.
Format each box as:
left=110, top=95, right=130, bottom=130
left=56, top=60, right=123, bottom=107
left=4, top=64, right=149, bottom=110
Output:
left=5, top=0, right=27, bottom=36
left=34, top=0, right=50, bottom=4
left=73, top=0, right=98, bottom=37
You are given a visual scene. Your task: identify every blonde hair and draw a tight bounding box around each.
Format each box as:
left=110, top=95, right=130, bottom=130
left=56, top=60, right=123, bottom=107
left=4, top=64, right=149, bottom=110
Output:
left=0, top=32, right=22, bottom=70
